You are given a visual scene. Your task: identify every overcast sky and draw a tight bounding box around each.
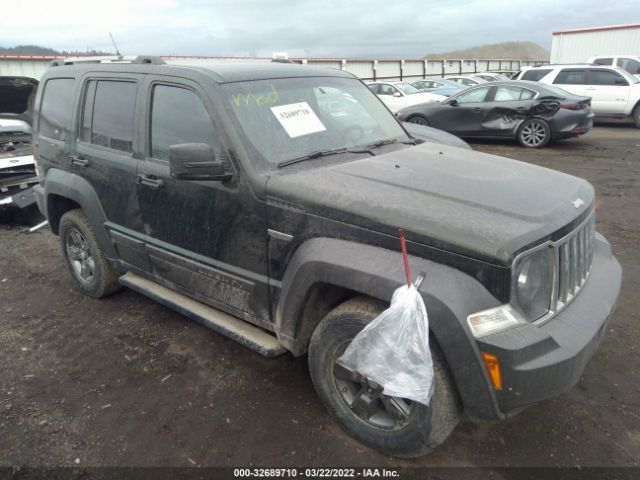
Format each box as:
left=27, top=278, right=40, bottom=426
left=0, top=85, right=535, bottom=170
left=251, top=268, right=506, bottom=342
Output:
left=3, top=0, right=639, bottom=58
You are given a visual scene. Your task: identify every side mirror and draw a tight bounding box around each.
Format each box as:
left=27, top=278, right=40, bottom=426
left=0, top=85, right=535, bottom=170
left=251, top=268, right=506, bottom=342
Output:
left=447, top=98, right=459, bottom=106
left=614, top=77, right=628, bottom=86
left=393, top=92, right=402, bottom=98
left=169, top=143, right=232, bottom=181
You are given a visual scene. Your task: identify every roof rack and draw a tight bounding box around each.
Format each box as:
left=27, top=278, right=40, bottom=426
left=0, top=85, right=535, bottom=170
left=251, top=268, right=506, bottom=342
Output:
left=50, top=55, right=166, bottom=67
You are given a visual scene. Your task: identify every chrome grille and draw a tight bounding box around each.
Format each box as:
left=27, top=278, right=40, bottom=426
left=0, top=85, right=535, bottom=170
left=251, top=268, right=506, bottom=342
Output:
left=554, top=212, right=596, bottom=312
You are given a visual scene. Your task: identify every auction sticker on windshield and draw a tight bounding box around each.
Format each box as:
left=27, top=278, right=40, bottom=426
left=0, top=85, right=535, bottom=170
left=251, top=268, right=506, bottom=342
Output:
left=271, top=102, right=326, bottom=138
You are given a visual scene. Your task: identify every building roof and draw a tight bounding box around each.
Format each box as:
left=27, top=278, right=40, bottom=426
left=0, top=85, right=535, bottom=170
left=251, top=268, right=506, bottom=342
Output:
left=553, top=23, right=640, bottom=35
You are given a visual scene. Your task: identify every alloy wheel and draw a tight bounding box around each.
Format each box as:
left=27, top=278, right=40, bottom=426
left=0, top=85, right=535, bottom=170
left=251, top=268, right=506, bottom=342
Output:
left=65, top=227, right=96, bottom=284
left=520, top=121, right=547, bottom=147
left=332, top=344, right=415, bottom=430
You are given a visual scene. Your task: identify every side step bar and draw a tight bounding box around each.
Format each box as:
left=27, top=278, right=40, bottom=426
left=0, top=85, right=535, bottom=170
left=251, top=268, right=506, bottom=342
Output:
left=119, top=272, right=286, bottom=358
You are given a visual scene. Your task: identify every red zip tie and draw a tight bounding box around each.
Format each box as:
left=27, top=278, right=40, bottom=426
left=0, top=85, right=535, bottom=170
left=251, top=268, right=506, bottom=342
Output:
left=398, top=228, right=411, bottom=287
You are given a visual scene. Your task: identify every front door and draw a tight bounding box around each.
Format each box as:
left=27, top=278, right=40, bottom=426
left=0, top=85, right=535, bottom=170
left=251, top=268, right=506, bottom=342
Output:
left=135, top=77, right=270, bottom=323
left=432, top=85, right=492, bottom=136
left=584, top=68, right=630, bottom=114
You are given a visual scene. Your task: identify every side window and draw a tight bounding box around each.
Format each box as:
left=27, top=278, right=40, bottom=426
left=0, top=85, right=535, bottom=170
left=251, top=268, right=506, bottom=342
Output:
left=617, top=58, right=640, bottom=74
left=81, top=80, right=136, bottom=153
left=553, top=69, right=587, bottom=85
left=588, top=69, right=627, bottom=86
left=593, top=58, right=613, bottom=65
left=39, top=78, right=76, bottom=141
left=521, top=69, right=552, bottom=81
left=367, top=84, right=379, bottom=95
left=456, top=86, right=490, bottom=103
left=378, top=85, right=396, bottom=96
left=494, top=86, right=523, bottom=102
left=150, top=85, right=220, bottom=161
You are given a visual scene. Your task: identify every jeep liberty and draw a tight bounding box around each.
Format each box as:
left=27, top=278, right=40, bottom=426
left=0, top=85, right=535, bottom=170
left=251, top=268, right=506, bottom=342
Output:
left=15, top=56, right=621, bottom=457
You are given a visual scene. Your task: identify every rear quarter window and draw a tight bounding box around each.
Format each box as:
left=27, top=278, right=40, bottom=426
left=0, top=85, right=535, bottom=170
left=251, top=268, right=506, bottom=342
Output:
left=39, top=78, right=76, bottom=141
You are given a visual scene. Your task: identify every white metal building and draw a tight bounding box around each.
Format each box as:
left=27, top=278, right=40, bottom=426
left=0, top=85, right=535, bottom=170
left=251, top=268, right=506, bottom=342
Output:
left=551, top=23, right=640, bottom=64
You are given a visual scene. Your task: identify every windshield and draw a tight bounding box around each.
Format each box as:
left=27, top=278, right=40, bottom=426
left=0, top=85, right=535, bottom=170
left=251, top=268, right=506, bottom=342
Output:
left=220, top=77, right=409, bottom=169
left=395, top=83, right=421, bottom=95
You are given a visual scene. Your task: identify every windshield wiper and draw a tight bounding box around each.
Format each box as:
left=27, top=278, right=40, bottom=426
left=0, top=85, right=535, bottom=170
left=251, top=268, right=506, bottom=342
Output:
left=365, top=138, right=417, bottom=149
left=276, top=147, right=373, bottom=169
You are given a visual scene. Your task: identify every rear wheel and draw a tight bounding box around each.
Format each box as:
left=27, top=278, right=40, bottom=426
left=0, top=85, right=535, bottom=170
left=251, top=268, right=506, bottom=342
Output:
left=632, top=104, right=640, bottom=128
left=59, top=209, right=121, bottom=298
left=407, top=115, right=430, bottom=126
left=517, top=118, right=550, bottom=148
left=308, top=297, right=460, bottom=457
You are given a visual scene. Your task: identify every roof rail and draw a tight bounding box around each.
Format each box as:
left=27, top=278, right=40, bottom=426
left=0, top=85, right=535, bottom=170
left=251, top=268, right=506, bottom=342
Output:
left=50, top=55, right=166, bottom=67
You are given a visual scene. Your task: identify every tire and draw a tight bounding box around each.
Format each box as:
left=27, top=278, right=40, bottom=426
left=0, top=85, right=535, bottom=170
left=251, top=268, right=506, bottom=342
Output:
left=633, top=104, right=640, bottom=128
left=407, top=115, right=430, bottom=126
left=308, top=297, right=461, bottom=457
left=517, top=118, right=551, bottom=148
left=58, top=209, right=121, bottom=298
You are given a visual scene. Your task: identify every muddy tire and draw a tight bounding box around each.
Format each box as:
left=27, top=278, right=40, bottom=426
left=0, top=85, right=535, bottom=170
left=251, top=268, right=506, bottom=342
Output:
left=633, top=104, right=640, bottom=129
left=308, top=297, right=460, bottom=457
left=59, top=209, right=121, bottom=298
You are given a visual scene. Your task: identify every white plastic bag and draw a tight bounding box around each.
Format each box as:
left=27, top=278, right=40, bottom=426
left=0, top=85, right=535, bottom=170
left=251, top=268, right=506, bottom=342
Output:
left=337, top=285, right=434, bottom=405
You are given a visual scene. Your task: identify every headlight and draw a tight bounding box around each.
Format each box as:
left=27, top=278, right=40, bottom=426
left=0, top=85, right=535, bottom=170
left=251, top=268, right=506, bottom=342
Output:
left=512, top=246, right=554, bottom=321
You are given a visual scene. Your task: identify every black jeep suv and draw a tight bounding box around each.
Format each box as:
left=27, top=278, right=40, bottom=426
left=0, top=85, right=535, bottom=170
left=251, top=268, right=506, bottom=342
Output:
left=23, top=56, right=621, bottom=457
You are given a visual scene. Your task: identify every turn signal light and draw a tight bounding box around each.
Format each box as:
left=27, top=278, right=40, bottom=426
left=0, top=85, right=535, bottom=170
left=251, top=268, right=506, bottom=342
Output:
left=481, top=352, right=503, bottom=389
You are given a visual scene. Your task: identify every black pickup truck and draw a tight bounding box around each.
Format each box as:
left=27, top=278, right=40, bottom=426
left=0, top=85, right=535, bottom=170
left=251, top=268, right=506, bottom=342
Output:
left=5, top=57, right=621, bottom=457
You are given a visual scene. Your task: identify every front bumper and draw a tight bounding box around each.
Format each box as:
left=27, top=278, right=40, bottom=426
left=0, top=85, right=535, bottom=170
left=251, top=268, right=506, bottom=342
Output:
left=477, top=232, right=621, bottom=415
left=0, top=184, right=37, bottom=212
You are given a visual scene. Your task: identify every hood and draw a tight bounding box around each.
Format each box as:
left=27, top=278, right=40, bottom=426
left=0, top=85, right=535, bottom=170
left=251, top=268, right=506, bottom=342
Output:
left=266, top=142, right=594, bottom=265
left=401, top=122, right=471, bottom=150
left=0, top=76, right=39, bottom=125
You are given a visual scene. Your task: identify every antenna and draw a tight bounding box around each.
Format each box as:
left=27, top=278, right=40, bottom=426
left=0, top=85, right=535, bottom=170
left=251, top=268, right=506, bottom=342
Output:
left=109, top=32, right=122, bottom=58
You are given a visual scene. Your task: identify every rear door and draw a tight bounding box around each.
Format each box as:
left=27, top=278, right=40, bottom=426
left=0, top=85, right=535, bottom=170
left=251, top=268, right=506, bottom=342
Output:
left=584, top=68, right=630, bottom=114
left=72, top=74, right=149, bottom=271
left=482, top=85, right=537, bottom=136
left=551, top=68, right=588, bottom=97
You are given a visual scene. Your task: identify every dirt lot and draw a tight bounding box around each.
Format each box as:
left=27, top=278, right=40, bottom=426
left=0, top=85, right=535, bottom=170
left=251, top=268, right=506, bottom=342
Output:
left=0, top=123, right=638, bottom=470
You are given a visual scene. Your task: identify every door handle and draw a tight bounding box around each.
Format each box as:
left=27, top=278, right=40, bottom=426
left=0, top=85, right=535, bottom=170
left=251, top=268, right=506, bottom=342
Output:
left=135, top=174, right=164, bottom=189
left=69, top=155, right=89, bottom=167
left=473, top=107, right=482, bottom=112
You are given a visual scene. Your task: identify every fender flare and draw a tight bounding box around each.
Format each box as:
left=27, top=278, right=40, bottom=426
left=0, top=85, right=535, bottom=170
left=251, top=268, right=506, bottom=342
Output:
left=44, top=168, right=118, bottom=259
left=275, top=237, right=506, bottom=420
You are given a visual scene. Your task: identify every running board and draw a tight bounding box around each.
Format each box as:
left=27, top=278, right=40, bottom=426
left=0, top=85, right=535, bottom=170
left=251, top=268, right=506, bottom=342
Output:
left=119, top=272, right=286, bottom=358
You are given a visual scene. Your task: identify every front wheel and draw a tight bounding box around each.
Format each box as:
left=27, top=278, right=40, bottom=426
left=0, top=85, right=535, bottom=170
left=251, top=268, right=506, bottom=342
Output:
left=517, top=118, right=550, bottom=148
left=407, top=115, right=430, bottom=126
left=308, top=297, right=460, bottom=457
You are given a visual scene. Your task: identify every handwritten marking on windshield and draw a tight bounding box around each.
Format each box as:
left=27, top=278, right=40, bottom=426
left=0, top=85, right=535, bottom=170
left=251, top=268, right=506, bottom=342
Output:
left=232, top=84, right=280, bottom=107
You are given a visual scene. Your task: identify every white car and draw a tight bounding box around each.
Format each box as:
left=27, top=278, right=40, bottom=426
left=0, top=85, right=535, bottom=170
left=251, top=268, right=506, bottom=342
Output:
left=588, top=55, right=640, bottom=79
left=367, top=82, right=446, bottom=113
left=444, top=75, right=489, bottom=86
left=516, top=64, right=640, bottom=127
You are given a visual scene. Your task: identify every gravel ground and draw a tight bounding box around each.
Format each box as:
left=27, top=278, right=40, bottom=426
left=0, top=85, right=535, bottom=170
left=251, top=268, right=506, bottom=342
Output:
left=0, top=123, right=638, bottom=470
